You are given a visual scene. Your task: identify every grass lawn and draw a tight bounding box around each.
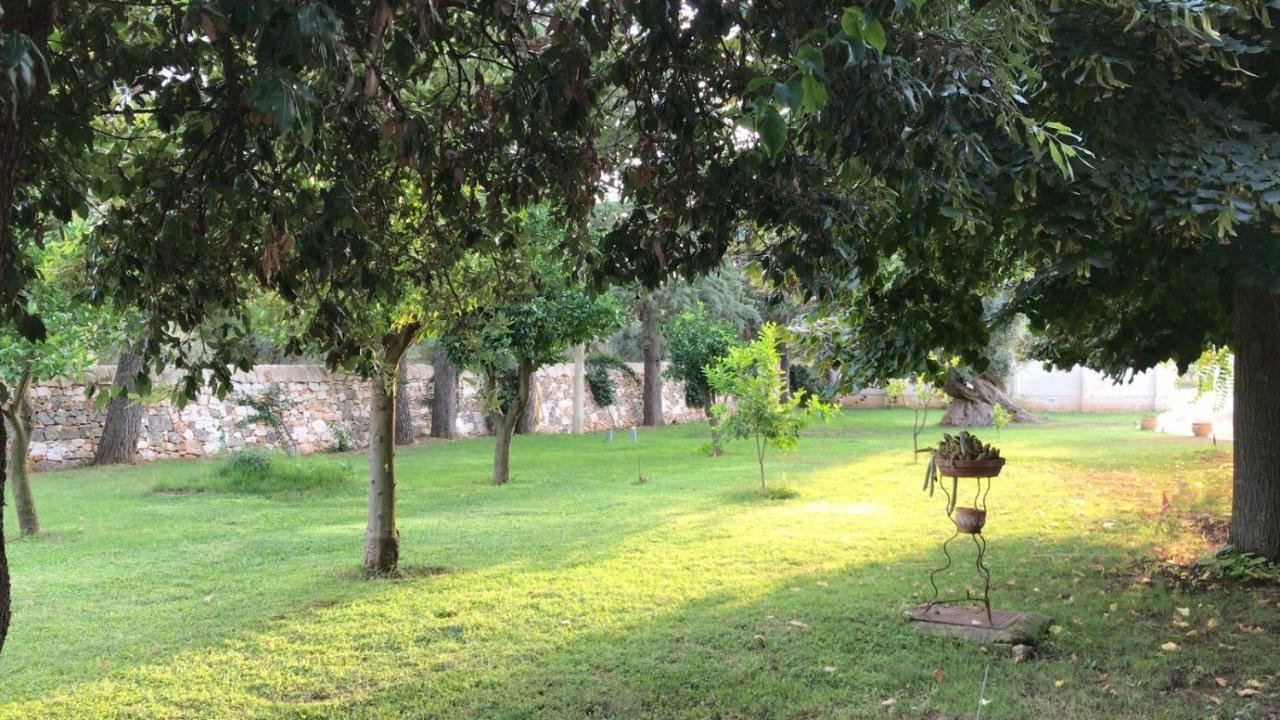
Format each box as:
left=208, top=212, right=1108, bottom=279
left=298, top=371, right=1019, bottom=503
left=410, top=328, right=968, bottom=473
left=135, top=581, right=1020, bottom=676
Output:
left=1, top=410, right=1276, bottom=719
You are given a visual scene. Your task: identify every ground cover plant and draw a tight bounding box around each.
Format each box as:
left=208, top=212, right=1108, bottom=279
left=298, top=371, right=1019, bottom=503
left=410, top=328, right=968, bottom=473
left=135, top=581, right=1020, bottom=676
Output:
left=152, top=450, right=355, bottom=498
left=1, top=411, right=1275, bottom=719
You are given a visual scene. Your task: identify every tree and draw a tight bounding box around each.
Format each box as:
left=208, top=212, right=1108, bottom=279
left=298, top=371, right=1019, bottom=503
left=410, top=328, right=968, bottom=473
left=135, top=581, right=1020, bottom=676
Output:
left=664, top=309, right=739, bottom=455
left=1, top=228, right=112, bottom=536
left=884, top=377, right=949, bottom=463
left=429, top=346, right=459, bottom=440
left=80, top=3, right=611, bottom=580
left=444, top=209, right=623, bottom=485
left=92, top=344, right=144, bottom=466
left=706, top=324, right=835, bottom=493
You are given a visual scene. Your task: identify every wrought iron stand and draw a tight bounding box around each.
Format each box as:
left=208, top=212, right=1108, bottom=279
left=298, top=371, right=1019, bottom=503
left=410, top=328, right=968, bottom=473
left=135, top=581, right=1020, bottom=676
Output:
left=926, top=473, right=996, bottom=626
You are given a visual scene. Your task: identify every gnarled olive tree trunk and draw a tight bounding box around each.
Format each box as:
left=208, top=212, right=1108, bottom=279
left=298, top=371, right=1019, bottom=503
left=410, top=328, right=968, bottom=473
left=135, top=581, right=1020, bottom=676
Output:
left=1230, top=285, right=1280, bottom=561
left=93, top=348, right=144, bottom=465
left=939, top=373, right=1038, bottom=427
left=640, top=297, right=663, bottom=426
left=491, top=359, right=532, bottom=486
left=430, top=348, right=458, bottom=439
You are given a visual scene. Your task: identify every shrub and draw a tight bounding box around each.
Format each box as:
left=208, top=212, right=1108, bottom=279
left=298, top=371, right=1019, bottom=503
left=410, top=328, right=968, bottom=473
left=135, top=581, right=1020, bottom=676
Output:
left=234, top=384, right=299, bottom=454
left=584, top=352, right=638, bottom=408
left=327, top=424, right=354, bottom=453
left=155, top=449, right=353, bottom=496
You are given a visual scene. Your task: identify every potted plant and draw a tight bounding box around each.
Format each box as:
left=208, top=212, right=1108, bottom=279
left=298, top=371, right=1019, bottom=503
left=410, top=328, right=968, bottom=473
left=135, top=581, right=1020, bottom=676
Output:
left=1191, top=421, right=1213, bottom=438
left=923, top=432, right=1005, bottom=519
left=1140, top=415, right=1158, bottom=431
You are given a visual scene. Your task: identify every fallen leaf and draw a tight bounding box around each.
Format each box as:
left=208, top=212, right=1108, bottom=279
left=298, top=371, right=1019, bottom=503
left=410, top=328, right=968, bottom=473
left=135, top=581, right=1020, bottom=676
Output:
left=1160, top=642, right=1180, bottom=652
left=881, top=698, right=896, bottom=707
left=788, top=620, right=809, bottom=629
left=1054, top=679, right=1066, bottom=688
left=1207, top=695, right=1222, bottom=705
left=1236, top=688, right=1258, bottom=698
left=1176, top=607, right=1190, bottom=617
left=1215, top=677, right=1228, bottom=688
left=1049, top=625, right=1064, bottom=635
left=822, top=666, right=836, bottom=673
left=1206, top=618, right=1220, bottom=631
left=932, top=669, right=945, bottom=684
left=1246, top=679, right=1265, bottom=689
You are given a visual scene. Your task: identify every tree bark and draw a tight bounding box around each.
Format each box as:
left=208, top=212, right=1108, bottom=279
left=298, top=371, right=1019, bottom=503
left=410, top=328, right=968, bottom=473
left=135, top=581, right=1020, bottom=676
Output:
left=641, top=296, right=663, bottom=426
left=492, top=360, right=531, bottom=485
left=93, top=348, right=144, bottom=465
left=515, top=380, right=537, bottom=434
left=1229, top=285, right=1280, bottom=561
left=939, top=373, right=1039, bottom=427
left=364, top=373, right=399, bottom=575
left=394, top=370, right=414, bottom=446
left=4, top=403, right=38, bottom=537
left=430, top=348, right=458, bottom=439
left=0, top=418, right=10, bottom=656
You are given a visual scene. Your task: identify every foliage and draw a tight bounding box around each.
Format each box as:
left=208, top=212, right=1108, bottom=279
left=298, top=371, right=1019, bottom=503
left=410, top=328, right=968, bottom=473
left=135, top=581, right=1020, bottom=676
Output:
left=884, top=376, right=948, bottom=460
left=1189, top=347, right=1234, bottom=411
left=155, top=449, right=352, bottom=496
left=787, top=364, right=830, bottom=406
left=1198, top=549, right=1280, bottom=587
left=233, top=385, right=298, bottom=454
left=707, top=324, right=836, bottom=492
left=584, top=353, right=637, bottom=409
left=992, top=403, right=1013, bottom=437
left=327, top=424, right=354, bottom=454
left=664, top=310, right=739, bottom=408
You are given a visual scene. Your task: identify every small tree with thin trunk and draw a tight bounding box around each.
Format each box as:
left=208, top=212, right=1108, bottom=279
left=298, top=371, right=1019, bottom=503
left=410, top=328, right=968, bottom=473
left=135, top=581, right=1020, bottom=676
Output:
left=0, top=229, right=112, bottom=536
left=446, top=287, right=622, bottom=485
left=706, top=324, right=835, bottom=494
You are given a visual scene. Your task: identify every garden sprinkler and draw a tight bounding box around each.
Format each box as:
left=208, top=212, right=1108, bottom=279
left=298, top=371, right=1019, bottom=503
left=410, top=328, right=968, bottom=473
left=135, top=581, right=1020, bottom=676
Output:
left=631, top=426, right=646, bottom=484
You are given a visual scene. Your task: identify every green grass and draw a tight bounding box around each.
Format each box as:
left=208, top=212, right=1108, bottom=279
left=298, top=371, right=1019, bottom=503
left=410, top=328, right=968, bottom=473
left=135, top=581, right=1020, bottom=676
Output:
left=152, top=449, right=357, bottom=497
left=1, top=411, right=1276, bottom=719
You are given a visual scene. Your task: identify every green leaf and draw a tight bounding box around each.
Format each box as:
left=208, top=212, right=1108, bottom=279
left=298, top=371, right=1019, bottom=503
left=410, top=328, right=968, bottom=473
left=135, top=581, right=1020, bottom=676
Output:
left=841, top=7, right=865, bottom=37
left=795, top=45, right=824, bottom=77
left=863, top=18, right=887, bottom=55
left=758, top=105, right=787, bottom=157
left=801, top=75, right=828, bottom=113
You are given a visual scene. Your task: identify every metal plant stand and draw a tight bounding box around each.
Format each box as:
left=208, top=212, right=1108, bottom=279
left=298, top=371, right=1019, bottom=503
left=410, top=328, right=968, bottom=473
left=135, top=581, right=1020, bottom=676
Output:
left=926, top=472, right=996, bottom=626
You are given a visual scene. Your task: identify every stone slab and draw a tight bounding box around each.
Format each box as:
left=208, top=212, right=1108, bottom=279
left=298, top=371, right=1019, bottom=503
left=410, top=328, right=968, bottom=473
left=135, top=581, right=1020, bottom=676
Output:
left=907, top=604, right=1052, bottom=644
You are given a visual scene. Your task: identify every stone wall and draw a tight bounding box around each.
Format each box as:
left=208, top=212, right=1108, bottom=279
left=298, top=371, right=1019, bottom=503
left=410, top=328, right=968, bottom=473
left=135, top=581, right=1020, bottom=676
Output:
left=24, top=362, right=704, bottom=471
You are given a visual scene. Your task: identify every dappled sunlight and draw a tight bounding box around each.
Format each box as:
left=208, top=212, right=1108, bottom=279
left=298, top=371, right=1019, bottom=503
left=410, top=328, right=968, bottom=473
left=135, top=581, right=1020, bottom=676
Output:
left=0, top=412, right=1269, bottom=719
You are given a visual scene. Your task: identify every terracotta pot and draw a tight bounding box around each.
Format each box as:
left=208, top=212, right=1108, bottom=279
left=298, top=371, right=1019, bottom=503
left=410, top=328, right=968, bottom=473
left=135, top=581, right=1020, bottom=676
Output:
left=1140, top=417, right=1158, bottom=431
left=1191, top=422, right=1213, bottom=438
left=934, top=457, right=1006, bottom=478
left=954, top=507, right=987, bottom=534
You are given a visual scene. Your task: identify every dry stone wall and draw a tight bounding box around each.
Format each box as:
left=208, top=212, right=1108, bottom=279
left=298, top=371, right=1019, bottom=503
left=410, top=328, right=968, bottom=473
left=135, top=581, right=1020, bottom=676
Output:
left=25, top=363, right=703, bottom=471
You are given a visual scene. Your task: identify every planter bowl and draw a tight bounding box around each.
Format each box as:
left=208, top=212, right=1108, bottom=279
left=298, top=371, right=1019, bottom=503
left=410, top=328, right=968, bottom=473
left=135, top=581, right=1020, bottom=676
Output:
left=1140, top=417, right=1158, bottom=431
left=954, top=507, right=987, bottom=534
left=1191, top=422, right=1213, bottom=438
left=934, top=457, right=1006, bottom=478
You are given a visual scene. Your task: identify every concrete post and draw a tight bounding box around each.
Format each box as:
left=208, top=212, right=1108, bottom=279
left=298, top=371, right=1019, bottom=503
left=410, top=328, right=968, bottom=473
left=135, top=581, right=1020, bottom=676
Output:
left=572, top=344, right=585, bottom=434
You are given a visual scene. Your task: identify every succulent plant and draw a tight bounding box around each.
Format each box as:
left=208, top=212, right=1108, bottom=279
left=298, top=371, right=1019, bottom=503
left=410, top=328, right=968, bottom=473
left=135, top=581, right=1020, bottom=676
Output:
left=934, top=431, right=1002, bottom=462
left=922, top=432, right=1003, bottom=514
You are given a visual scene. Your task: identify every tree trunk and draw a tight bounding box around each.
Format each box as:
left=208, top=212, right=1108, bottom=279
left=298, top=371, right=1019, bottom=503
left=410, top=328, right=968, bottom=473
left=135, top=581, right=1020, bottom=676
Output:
left=93, top=348, right=144, bottom=465
left=394, top=370, right=414, bottom=446
left=0, top=2, right=53, bottom=323
left=0, top=419, right=10, bottom=656
left=755, top=432, right=767, bottom=493
left=1229, top=285, right=1280, bottom=561
left=492, top=360, right=531, bottom=485
left=4, top=403, right=38, bottom=537
left=939, top=373, right=1039, bottom=427
left=641, top=296, right=663, bottom=426
left=364, top=373, right=399, bottom=576
left=515, top=380, right=537, bottom=434
left=430, top=348, right=458, bottom=440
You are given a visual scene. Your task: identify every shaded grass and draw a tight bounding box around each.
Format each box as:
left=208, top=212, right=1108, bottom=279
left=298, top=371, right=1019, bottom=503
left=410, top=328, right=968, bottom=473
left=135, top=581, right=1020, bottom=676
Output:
left=1, top=411, right=1276, bottom=719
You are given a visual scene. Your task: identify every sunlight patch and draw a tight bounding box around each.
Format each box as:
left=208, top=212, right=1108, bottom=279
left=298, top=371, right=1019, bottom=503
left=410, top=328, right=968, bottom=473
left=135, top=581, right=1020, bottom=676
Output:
left=799, top=502, right=885, bottom=516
